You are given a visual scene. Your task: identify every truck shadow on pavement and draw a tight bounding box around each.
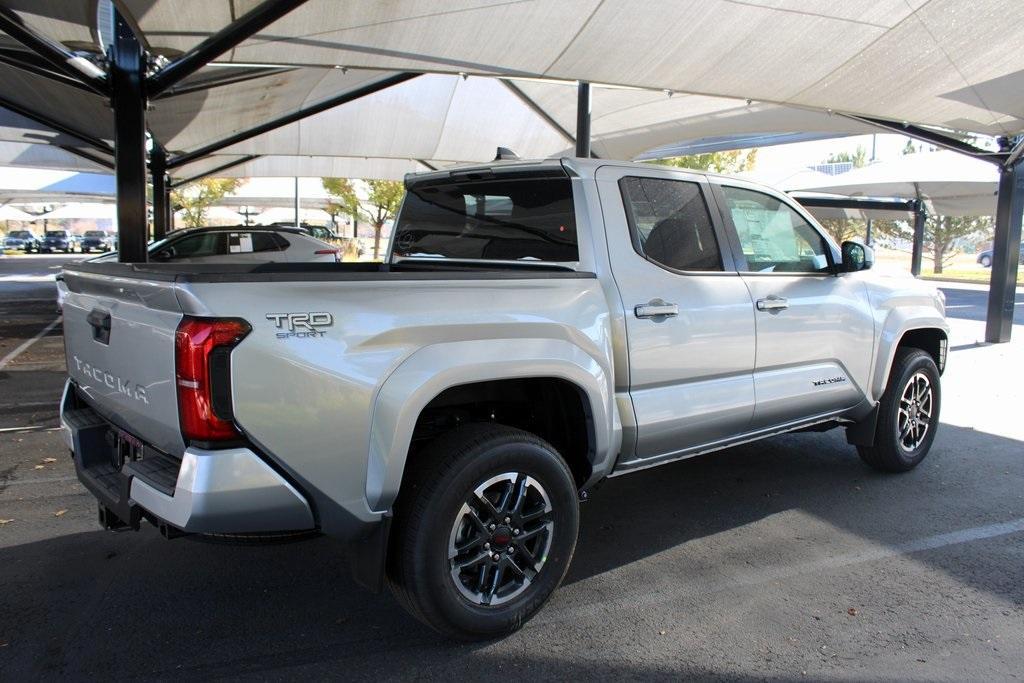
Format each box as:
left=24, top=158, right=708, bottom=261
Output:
left=1, top=423, right=1021, bottom=679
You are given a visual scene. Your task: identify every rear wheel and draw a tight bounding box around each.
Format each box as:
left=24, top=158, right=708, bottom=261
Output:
left=980, top=254, right=992, bottom=267
left=388, top=423, right=579, bottom=640
left=858, top=348, right=940, bottom=472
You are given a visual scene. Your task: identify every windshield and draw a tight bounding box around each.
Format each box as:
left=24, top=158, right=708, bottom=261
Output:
left=84, top=230, right=106, bottom=237
left=47, top=231, right=68, bottom=238
left=8, top=231, right=31, bottom=238
left=392, top=176, right=578, bottom=263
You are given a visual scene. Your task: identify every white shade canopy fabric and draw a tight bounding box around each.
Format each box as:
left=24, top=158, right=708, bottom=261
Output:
left=110, top=0, right=1024, bottom=138
left=0, top=203, right=33, bottom=221
left=0, top=167, right=115, bottom=203
left=1, top=1, right=1021, bottom=183
left=790, top=151, right=1000, bottom=216
left=38, top=202, right=117, bottom=220
left=168, top=75, right=877, bottom=180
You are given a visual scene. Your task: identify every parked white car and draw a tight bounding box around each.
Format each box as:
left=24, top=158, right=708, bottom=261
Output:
left=56, top=226, right=341, bottom=310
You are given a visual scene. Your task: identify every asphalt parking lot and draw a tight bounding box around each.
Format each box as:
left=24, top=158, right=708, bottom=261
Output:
left=1, top=253, right=1022, bottom=680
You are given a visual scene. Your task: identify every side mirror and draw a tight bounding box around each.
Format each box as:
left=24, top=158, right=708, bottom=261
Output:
left=840, top=241, right=874, bottom=272
left=153, top=247, right=174, bottom=261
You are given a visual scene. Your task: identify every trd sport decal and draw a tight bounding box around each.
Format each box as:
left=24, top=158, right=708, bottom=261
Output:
left=812, top=376, right=847, bottom=387
left=266, top=312, right=334, bottom=338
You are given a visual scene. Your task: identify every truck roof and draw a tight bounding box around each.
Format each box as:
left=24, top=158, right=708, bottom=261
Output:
left=403, top=156, right=764, bottom=187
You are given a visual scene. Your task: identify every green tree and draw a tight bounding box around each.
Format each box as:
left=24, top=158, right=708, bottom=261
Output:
left=170, top=178, right=243, bottom=229
left=875, top=214, right=993, bottom=273
left=321, top=177, right=361, bottom=237
left=646, top=148, right=758, bottom=174
left=817, top=218, right=865, bottom=244
left=364, top=179, right=405, bottom=259
left=824, top=145, right=867, bottom=168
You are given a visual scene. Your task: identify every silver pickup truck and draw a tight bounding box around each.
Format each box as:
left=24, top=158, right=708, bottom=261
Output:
left=59, top=158, right=948, bottom=639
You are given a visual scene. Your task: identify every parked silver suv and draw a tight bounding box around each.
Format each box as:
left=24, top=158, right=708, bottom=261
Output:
left=59, top=158, right=947, bottom=639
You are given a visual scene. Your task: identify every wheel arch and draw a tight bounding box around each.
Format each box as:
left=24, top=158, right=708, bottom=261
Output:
left=872, top=323, right=948, bottom=401
left=366, top=338, right=620, bottom=514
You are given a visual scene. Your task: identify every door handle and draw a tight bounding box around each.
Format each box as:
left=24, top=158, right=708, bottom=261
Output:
left=635, top=299, right=679, bottom=319
left=756, top=296, right=789, bottom=312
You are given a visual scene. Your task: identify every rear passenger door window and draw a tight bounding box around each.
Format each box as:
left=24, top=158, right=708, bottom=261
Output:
left=619, top=176, right=723, bottom=272
left=163, top=232, right=224, bottom=261
left=719, top=186, right=832, bottom=274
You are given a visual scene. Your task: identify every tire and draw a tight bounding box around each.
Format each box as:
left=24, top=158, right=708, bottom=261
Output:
left=980, top=255, right=991, bottom=267
left=858, top=348, right=941, bottom=472
left=387, top=423, right=579, bottom=640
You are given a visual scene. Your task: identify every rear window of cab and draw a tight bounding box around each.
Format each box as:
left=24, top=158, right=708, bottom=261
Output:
left=392, top=177, right=578, bottom=262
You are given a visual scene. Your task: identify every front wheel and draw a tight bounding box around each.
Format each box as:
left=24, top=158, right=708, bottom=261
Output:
left=387, top=424, right=579, bottom=640
left=858, top=348, right=941, bottom=472
left=980, top=255, right=992, bottom=267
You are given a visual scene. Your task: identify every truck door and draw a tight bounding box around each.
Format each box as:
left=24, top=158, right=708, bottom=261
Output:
left=596, top=166, right=757, bottom=469
left=710, top=182, right=873, bottom=429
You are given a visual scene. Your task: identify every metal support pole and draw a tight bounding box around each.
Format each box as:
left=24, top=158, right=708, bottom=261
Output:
left=110, top=9, right=148, bottom=263
left=575, top=81, right=591, bottom=158
left=865, top=219, right=873, bottom=246
left=151, top=148, right=170, bottom=240
left=910, top=200, right=926, bottom=277
left=985, top=160, right=1023, bottom=343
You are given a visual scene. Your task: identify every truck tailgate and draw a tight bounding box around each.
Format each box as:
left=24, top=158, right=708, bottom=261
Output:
left=62, top=269, right=186, bottom=456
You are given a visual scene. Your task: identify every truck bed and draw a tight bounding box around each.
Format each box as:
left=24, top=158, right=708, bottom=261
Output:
left=63, top=259, right=593, bottom=283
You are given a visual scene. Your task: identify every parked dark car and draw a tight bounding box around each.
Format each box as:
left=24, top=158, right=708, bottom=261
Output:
left=3, top=229, right=41, bottom=252
left=40, top=230, right=74, bottom=253
left=977, top=244, right=1024, bottom=267
left=79, top=230, right=113, bottom=253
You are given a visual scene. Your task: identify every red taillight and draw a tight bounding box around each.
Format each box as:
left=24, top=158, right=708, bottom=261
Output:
left=315, top=248, right=341, bottom=263
left=175, top=317, right=250, bottom=443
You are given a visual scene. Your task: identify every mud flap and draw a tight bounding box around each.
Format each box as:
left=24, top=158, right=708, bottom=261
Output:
left=347, top=514, right=392, bottom=593
left=845, top=404, right=879, bottom=447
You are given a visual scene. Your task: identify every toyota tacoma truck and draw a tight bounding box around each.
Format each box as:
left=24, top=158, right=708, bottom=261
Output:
left=59, top=158, right=948, bottom=639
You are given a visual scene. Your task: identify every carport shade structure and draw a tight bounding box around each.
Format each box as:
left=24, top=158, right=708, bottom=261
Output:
left=788, top=150, right=1002, bottom=278
left=0, top=0, right=1022, bottom=341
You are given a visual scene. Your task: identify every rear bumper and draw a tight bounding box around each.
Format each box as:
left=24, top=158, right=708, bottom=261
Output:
left=60, top=381, right=315, bottom=535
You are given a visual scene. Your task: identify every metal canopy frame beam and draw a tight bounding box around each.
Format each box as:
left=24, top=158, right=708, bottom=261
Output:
left=166, top=72, right=421, bottom=169
left=792, top=195, right=918, bottom=213
left=839, top=112, right=1007, bottom=165
left=0, top=7, right=108, bottom=96
left=0, top=46, right=101, bottom=94
left=147, top=0, right=310, bottom=97
left=153, top=66, right=295, bottom=100
left=170, top=155, right=261, bottom=188
left=0, top=94, right=114, bottom=155
left=56, top=145, right=115, bottom=170
left=500, top=79, right=576, bottom=146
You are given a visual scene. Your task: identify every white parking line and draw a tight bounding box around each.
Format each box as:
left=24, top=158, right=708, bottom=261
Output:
left=536, top=517, right=1024, bottom=627
left=0, top=316, right=61, bottom=371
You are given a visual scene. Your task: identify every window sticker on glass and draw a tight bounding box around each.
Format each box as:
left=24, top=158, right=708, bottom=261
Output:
left=227, top=232, right=254, bottom=253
